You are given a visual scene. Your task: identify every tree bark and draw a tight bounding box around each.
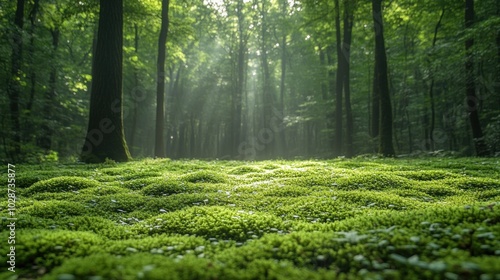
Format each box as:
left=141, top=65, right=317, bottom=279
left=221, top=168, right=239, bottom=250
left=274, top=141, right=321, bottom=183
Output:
left=427, top=7, right=445, bottom=151
left=334, top=0, right=343, bottom=156
left=260, top=0, right=275, bottom=158
left=343, top=0, right=354, bottom=157
left=372, top=0, right=395, bottom=156
left=232, top=0, right=245, bottom=158
left=464, top=0, right=489, bottom=156
left=38, top=28, right=60, bottom=151
left=7, top=0, right=25, bottom=159
left=81, top=0, right=131, bottom=163
left=129, top=24, right=140, bottom=155
left=26, top=0, right=40, bottom=113
left=278, top=0, right=288, bottom=157
left=155, top=0, right=170, bottom=158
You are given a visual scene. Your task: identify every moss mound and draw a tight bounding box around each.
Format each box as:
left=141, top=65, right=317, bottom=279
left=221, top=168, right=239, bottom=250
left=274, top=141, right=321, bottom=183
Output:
left=135, top=206, right=288, bottom=241
left=182, top=170, right=227, bottom=183
left=25, top=176, right=100, bottom=194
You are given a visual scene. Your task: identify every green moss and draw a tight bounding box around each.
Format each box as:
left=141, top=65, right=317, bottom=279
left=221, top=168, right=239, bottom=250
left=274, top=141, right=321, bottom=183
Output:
left=134, top=206, right=289, bottom=241
left=18, top=201, right=89, bottom=219
left=25, top=176, right=100, bottom=194
left=0, top=230, right=104, bottom=270
left=5, top=158, right=500, bottom=279
left=79, top=185, right=129, bottom=196
left=228, top=165, right=262, bottom=175
left=182, top=170, right=228, bottom=183
left=141, top=179, right=203, bottom=196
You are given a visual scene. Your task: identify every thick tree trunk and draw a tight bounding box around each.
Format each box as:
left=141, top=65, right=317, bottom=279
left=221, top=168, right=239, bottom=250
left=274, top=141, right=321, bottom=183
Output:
left=464, top=0, right=489, bottom=156
left=372, top=0, right=395, bottom=156
left=81, top=0, right=131, bottom=163
left=7, top=0, right=25, bottom=159
left=155, top=0, right=170, bottom=158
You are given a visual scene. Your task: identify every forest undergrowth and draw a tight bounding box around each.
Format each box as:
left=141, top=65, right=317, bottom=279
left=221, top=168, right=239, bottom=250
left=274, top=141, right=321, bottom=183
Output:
left=1, top=157, right=499, bottom=279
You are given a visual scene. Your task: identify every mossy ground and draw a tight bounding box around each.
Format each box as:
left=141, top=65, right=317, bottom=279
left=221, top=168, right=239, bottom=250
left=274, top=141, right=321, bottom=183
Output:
left=1, top=157, right=499, bottom=279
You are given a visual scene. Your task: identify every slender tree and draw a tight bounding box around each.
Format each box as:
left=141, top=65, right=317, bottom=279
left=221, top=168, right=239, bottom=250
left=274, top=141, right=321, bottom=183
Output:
left=81, top=0, right=131, bottom=163
left=231, top=0, right=246, bottom=158
left=155, top=0, right=170, bottom=157
left=333, top=0, right=343, bottom=156
left=342, top=0, right=354, bottom=157
left=278, top=0, right=288, bottom=156
left=7, top=0, right=25, bottom=159
left=38, top=27, right=60, bottom=151
left=426, top=7, right=445, bottom=152
left=260, top=0, right=275, bottom=158
left=372, top=0, right=395, bottom=156
left=464, top=0, right=489, bottom=156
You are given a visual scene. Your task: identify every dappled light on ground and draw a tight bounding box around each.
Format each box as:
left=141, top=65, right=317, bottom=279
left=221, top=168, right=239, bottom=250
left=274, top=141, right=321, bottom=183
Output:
left=1, top=157, right=499, bottom=279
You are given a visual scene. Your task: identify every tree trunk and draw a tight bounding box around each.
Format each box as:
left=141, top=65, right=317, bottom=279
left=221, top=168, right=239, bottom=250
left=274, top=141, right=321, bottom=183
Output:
left=495, top=2, right=500, bottom=111
left=7, top=0, right=25, bottom=159
left=464, top=0, right=489, bottom=156
left=232, top=0, right=245, bottom=158
left=260, top=0, right=275, bottom=158
left=343, top=0, right=354, bottom=157
left=81, top=0, right=131, bottom=163
left=427, top=8, right=445, bottom=151
left=38, top=28, right=60, bottom=151
left=26, top=0, right=40, bottom=113
left=129, top=24, right=140, bottom=155
left=334, top=0, right=343, bottom=156
left=278, top=0, right=288, bottom=157
left=372, top=0, right=395, bottom=156
left=155, top=0, right=170, bottom=158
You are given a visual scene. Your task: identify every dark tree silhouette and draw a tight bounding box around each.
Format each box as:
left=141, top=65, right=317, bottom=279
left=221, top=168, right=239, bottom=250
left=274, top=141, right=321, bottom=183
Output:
left=7, top=0, right=25, bottom=159
left=464, top=0, right=489, bottom=156
left=81, top=0, right=131, bottom=163
left=372, top=0, right=395, bottom=156
left=155, top=0, right=170, bottom=158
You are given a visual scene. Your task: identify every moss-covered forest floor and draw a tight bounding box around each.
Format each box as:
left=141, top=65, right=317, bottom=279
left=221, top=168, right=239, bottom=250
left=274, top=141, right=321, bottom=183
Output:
left=1, top=157, right=499, bottom=279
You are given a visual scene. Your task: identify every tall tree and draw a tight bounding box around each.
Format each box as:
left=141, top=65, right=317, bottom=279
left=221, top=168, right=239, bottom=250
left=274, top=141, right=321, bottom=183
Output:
left=464, top=0, right=489, bottom=156
left=333, top=0, right=343, bottom=156
left=426, top=7, right=445, bottom=152
left=259, top=0, right=275, bottom=158
left=231, top=0, right=246, bottom=158
left=372, top=0, right=395, bottom=156
left=342, top=0, right=354, bottom=157
left=81, top=0, right=131, bottom=163
left=278, top=0, right=288, bottom=156
left=155, top=0, right=170, bottom=158
left=7, top=0, right=25, bottom=159
left=38, top=27, right=60, bottom=151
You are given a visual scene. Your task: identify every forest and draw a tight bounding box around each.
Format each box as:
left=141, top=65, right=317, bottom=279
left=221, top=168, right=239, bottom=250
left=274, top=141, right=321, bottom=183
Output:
left=1, top=0, right=500, bottom=279
left=1, top=0, right=499, bottom=163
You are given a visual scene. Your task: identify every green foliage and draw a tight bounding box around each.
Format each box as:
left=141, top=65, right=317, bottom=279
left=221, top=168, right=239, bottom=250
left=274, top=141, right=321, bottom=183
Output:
left=485, top=115, right=500, bottom=155
left=5, top=158, right=500, bottom=279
